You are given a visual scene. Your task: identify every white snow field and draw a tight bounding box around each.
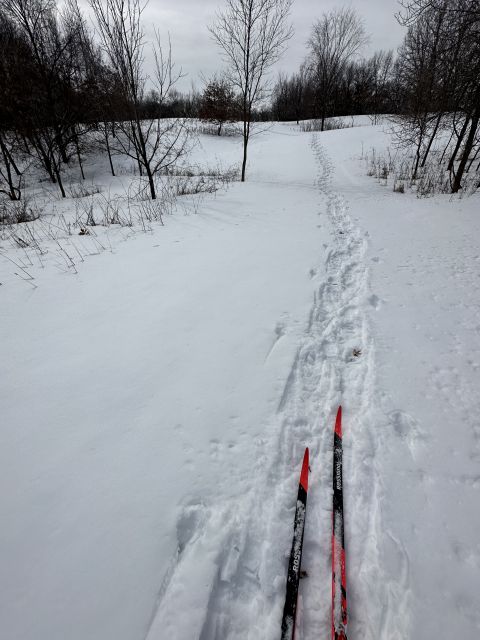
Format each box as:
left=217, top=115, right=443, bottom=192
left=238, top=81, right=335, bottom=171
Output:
left=1, top=121, right=480, bottom=640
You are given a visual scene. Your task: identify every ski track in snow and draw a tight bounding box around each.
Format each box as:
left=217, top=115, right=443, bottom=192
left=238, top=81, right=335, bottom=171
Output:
left=145, top=135, right=410, bottom=640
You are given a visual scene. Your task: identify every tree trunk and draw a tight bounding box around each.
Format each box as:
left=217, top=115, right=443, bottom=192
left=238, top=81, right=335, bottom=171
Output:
left=2, top=138, right=22, bottom=176
left=241, top=136, right=248, bottom=181
left=421, top=113, right=442, bottom=168
left=241, top=120, right=249, bottom=182
left=75, top=134, right=85, bottom=180
left=241, top=102, right=250, bottom=182
left=55, top=124, right=69, bottom=164
left=52, top=154, right=67, bottom=198
left=412, top=116, right=427, bottom=180
left=466, top=145, right=480, bottom=173
left=439, top=126, right=456, bottom=165
left=21, top=134, right=31, bottom=155
left=412, top=141, right=422, bottom=181
left=0, top=134, right=20, bottom=200
left=451, top=112, right=480, bottom=193
left=132, top=115, right=156, bottom=199
left=104, top=125, right=115, bottom=176
left=32, top=135, right=56, bottom=183
left=146, top=163, right=156, bottom=199
left=448, top=116, right=470, bottom=172
left=53, top=161, right=66, bottom=198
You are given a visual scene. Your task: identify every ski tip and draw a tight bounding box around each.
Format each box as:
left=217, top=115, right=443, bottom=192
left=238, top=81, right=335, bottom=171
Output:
left=300, top=447, right=309, bottom=492
left=334, top=406, right=342, bottom=437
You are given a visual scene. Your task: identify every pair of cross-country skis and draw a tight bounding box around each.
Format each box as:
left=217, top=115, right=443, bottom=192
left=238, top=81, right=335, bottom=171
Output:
left=281, top=406, right=347, bottom=640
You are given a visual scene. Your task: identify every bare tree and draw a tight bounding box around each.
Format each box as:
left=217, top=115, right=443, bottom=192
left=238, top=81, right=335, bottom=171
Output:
left=307, top=7, right=368, bottom=131
left=3, top=0, right=87, bottom=196
left=394, top=3, right=449, bottom=179
left=447, top=0, right=480, bottom=192
left=209, top=0, right=293, bottom=181
left=393, top=0, right=480, bottom=192
left=0, top=11, right=24, bottom=200
left=89, top=0, right=189, bottom=199
left=0, top=133, right=22, bottom=200
left=367, top=50, right=394, bottom=124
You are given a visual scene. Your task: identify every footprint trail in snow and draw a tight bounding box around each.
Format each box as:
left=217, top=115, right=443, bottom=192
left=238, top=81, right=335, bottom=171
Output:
left=145, top=136, right=410, bottom=640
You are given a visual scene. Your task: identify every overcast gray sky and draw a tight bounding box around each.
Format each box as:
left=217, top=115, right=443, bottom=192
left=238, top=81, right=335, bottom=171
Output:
left=84, top=0, right=407, bottom=92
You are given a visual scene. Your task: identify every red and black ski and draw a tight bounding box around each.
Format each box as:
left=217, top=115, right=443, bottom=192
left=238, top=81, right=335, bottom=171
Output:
left=332, top=406, right=348, bottom=640
left=281, top=447, right=309, bottom=640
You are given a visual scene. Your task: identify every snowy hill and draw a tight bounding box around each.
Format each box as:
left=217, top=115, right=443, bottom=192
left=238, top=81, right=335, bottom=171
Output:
left=1, top=121, right=479, bottom=639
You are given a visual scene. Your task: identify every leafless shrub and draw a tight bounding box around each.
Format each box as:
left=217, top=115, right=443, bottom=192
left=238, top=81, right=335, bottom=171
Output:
left=73, top=196, right=96, bottom=227
left=160, top=162, right=240, bottom=197
left=196, top=122, right=241, bottom=137
left=126, top=176, right=177, bottom=226
left=84, top=206, right=96, bottom=226
left=161, top=162, right=239, bottom=180
left=97, top=193, right=123, bottom=225
left=73, top=190, right=133, bottom=228
left=299, top=118, right=352, bottom=132
left=415, top=165, right=451, bottom=197
left=8, top=221, right=46, bottom=261
left=173, top=175, right=216, bottom=196
left=136, top=198, right=164, bottom=225
left=365, top=148, right=395, bottom=183
left=0, top=198, right=41, bottom=225
left=69, top=183, right=102, bottom=198
left=365, top=145, right=477, bottom=197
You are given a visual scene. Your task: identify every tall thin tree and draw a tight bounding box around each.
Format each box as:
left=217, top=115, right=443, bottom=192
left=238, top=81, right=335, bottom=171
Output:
left=89, top=0, right=188, bottom=199
left=307, top=7, right=367, bottom=131
left=209, top=0, right=293, bottom=181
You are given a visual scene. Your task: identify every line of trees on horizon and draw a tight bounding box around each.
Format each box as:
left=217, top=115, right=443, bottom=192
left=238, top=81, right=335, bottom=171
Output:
left=271, top=1, right=480, bottom=193
left=0, top=0, right=479, bottom=200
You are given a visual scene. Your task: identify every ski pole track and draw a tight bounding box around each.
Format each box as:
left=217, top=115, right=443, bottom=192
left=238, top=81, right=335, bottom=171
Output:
left=144, top=134, right=410, bottom=640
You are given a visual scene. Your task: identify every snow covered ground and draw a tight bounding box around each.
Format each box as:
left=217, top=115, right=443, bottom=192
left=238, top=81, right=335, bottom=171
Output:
left=1, top=120, right=479, bottom=639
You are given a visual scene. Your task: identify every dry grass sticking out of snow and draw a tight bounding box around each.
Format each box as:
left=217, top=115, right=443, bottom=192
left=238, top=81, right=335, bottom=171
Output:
left=0, top=131, right=240, bottom=287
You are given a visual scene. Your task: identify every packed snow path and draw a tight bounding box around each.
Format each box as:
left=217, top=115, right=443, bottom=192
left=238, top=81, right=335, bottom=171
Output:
left=145, top=134, right=389, bottom=640
left=2, top=122, right=480, bottom=639
left=146, top=133, right=400, bottom=640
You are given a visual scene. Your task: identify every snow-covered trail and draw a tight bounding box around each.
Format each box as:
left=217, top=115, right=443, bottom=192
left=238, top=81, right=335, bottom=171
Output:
left=301, top=138, right=410, bottom=640
left=146, top=133, right=407, bottom=640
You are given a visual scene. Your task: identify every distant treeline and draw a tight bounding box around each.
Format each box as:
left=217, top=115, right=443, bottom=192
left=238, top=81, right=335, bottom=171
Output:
left=0, top=0, right=478, bottom=199
left=271, top=0, right=480, bottom=193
